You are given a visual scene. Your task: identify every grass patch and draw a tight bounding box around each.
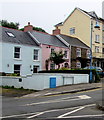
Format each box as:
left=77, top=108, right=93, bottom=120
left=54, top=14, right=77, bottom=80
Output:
left=1, top=86, right=38, bottom=97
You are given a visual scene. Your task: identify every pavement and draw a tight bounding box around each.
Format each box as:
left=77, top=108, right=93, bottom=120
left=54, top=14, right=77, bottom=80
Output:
left=23, top=82, right=102, bottom=97
left=22, top=78, right=104, bottom=111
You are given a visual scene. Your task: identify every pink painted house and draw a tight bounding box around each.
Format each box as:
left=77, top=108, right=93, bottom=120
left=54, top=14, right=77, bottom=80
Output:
left=24, top=23, right=70, bottom=71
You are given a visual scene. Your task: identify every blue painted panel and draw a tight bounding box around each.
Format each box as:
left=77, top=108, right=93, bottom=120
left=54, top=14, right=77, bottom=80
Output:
left=50, top=77, right=56, bottom=88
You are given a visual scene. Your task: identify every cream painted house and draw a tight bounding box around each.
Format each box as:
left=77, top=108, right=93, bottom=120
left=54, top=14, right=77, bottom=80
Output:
left=54, top=7, right=104, bottom=69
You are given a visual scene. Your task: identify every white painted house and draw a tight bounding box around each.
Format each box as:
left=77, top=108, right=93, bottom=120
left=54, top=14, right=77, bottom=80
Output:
left=0, top=26, right=41, bottom=76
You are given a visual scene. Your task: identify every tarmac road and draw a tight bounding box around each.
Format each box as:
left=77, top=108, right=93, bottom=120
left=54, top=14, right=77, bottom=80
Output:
left=1, top=87, right=104, bottom=120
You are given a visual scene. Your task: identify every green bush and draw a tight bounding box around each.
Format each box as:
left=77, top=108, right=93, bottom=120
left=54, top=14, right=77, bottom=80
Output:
left=59, top=67, right=70, bottom=70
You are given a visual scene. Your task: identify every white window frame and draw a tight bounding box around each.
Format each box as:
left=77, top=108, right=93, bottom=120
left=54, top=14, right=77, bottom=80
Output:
left=95, top=46, right=99, bottom=53
left=64, top=50, right=68, bottom=59
left=51, top=48, right=55, bottom=54
left=76, top=61, right=81, bottom=68
left=70, top=27, right=75, bottom=35
left=14, top=47, right=21, bottom=59
left=86, top=50, right=90, bottom=58
left=95, top=35, right=100, bottom=43
left=76, top=48, right=81, bottom=57
left=33, top=49, right=39, bottom=61
left=50, top=62, right=55, bottom=70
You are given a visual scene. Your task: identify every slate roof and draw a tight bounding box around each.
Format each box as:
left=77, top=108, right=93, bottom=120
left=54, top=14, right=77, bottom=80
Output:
left=0, top=26, right=39, bottom=46
left=77, top=8, right=104, bottom=21
left=29, top=31, right=68, bottom=48
left=58, top=34, right=89, bottom=49
left=55, top=7, right=104, bottom=27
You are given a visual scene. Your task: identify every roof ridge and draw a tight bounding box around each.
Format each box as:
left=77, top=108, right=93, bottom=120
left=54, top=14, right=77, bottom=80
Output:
left=60, top=33, right=79, bottom=40
left=0, top=26, right=23, bottom=32
left=60, top=34, right=90, bottom=48
left=32, top=29, right=50, bottom=35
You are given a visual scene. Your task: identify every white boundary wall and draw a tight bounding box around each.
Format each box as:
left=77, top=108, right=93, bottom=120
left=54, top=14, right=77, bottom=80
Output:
left=0, top=73, right=89, bottom=90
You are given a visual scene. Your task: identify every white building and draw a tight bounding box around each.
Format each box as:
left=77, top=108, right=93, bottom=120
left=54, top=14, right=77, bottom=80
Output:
left=0, top=27, right=41, bottom=76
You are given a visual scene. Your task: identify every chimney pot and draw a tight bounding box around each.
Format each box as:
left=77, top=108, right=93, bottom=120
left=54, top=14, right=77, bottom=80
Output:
left=28, top=22, right=30, bottom=25
left=24, top=22, right=33, bottom=32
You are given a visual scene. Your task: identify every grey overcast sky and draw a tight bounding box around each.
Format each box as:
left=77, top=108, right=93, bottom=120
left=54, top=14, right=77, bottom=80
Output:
left=1, top=0, right=104, bottom=33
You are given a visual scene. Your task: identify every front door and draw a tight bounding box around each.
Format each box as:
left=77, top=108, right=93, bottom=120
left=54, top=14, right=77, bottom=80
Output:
left=33, top=66, right=39, bottom=73
left=14, top=64, right=21, bottom=75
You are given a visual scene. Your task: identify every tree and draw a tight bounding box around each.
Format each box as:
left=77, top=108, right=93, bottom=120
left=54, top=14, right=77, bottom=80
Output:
left=0, top=20, right=19, bottom=29
left=33, top=27, right=46, bottom=33
left=50, top=50, right=66, bottom=69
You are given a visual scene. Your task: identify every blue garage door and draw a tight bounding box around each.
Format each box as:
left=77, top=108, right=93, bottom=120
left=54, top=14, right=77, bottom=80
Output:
left=50, top=77, right=56, bottom=88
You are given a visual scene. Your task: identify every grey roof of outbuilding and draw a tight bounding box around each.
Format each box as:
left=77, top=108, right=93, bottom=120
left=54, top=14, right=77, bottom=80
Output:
left=59, top=34, right=89, bottom=49
left=29, top=31, right=68, bottom=48
left=0, top=27, right=39, bottom=46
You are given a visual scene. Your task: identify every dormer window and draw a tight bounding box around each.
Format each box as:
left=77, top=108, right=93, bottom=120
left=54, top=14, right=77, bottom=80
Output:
left=6, top=31, right=15, bottom=37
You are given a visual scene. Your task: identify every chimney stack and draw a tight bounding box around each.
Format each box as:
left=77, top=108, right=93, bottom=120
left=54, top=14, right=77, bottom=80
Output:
left=24, top=22, right=33, bottom=32
left=52, top=28, right=60, bottom=35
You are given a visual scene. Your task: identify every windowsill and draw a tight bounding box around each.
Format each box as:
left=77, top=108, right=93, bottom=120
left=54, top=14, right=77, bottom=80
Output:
left=14, top=58, right=22, bottom=61
left=33, top=60, right=40, bottom=62
left=64, top=58, right=69, bottom=61
left=95, top=41, right=100, bottom=44
left=76, top=56, right=81, bottom=57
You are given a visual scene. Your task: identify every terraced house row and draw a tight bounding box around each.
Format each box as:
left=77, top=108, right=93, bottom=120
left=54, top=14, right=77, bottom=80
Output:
left=54, top=7, right=104, bottom=70
left=1, top=7, right=103, bottom=76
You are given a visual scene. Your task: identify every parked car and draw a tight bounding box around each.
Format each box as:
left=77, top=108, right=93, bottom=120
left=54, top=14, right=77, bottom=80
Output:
left=84, top=66, right=104, bottom=77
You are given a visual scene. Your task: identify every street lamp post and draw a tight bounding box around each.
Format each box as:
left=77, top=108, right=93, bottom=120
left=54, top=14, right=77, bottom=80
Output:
left=89, top=20, right=100, bottom=83
left=89, top=21, right=93, bottom=83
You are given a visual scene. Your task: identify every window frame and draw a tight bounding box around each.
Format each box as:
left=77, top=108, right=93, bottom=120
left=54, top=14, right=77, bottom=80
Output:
left=14, top=47, right=21, bottom=59
left=50, top=62, right=55, bottom=70
left=76, top=48, right=81, bottom=57
left=64, top=50, right=68, bottom=59
left=76, top=61, right=81, bottom=68
left=95, top=46, right=100, bottom=53
left=14, top=64, right=21, bottom=75
left=70, top=27, right=75, bottom=35
left=51, top=48, right=55, bottom=54
left=86, top=49, right=90, bottom=58
left=6, top=31, right=15, bottom=37
left=95, top=35, right=100, bottom=43
left=102, top=48, right=104, bottom=54
left=33, top=49, right=39, bottom=61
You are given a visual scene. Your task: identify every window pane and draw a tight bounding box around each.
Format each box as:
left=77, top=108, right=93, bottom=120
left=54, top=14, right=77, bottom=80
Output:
left=51, top=48, right=54, bottom=53
left=95, top=46, right=99, bottom=53
left=70, top=27, right=75, bottom=35
left=14, top=53, right=20, bottom=58
left=34, top=49, right=38, bottom=60
left=95, top=35, right=100, bottom=43
left=14, top=47, right=20, bottom=59
left=15, top=47, right=20, bottom=52
left=103, top=48, right=104, bottom=54
left=14, top=65, right=20, bottom=75
left=50, top=63, right=55, bottom=70
left=76, top=62, right=81, bottom=68
left=64, top=51, right=67, bottom=58
left=76, top=48, right=81, bottom=57
left=6, top=31, right=15, bottom=37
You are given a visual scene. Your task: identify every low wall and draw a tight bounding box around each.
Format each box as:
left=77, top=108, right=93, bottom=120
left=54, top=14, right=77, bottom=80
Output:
left=0, top=73, right=89, bottom=90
